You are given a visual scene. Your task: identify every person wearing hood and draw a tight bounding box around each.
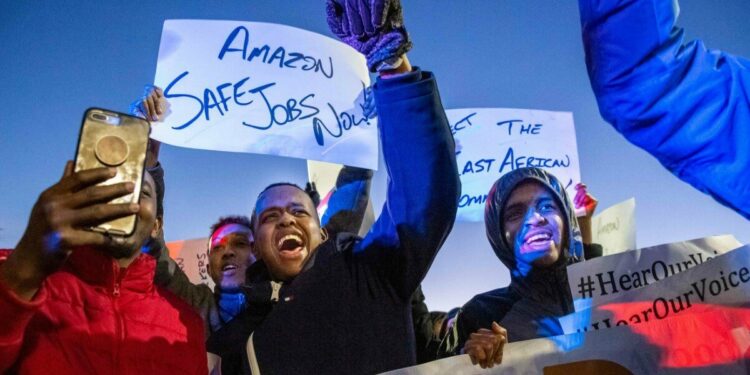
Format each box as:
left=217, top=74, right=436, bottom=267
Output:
left=438, top=167, right=601, bottom=368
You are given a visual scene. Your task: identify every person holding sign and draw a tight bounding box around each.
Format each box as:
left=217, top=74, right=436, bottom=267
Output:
left=438, top=168, right=602, bottom=368
left=129, top=85, right=168, bottom=260
left=205, top=1, right=460, bottom=373
left=131, top=88, right=382, bottom=344
left=132, top=86, right=253, bottom=339
left=0, top=166, right=207, bottom=374
left=132, top=84, right=446, bottom=369
left=579, top=0, right=750, bottom=219
left=134, top=79, right=449, bottom=369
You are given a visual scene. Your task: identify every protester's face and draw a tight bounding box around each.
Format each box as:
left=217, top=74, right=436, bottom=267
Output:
left=503, top=181, right=565, bottom=270
left=108, top=172, right=158, bottom=259
left=208, top=223, right=255, bottom=291
left=253, top=185, right=326, bottom=281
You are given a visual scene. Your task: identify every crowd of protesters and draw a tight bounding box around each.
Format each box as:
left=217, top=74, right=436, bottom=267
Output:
left=1, top=0, right=748, bottom=373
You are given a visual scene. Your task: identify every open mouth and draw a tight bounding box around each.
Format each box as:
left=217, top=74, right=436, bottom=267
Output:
left=222, top=264, right=238, bottom=274
left=277, top=233, right=306, bottom=260
left=520, top=231, right=553, bottom=253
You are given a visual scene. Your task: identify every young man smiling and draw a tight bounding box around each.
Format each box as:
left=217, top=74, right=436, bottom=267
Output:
left=152, top=215, right=257, bottom=340
left=208, top=68, right=458, bottom=373
left=205, top=2, right=460, bottom=372
left=206, top=217, right=256, bottom=292
left=438, top=167, right=600, bottom=368
left=131, top=87, right=373, bottom=342
left=251, top=183, right=326, bottom=280
left=502, top=180, right=567, bottom=277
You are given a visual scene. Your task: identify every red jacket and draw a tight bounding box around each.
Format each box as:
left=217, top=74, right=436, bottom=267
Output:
left=0, top=248, right=208, bottom=374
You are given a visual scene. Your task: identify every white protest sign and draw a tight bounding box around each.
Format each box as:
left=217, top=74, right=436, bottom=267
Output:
left=561, top=243, right=750, bottom=335
left=307, top=160, right=374, bottom=236
left=567, top=235, right=741, bottom=311
left=307, top=160, right=344, bottom=218
left=447, top=108, right=580, bottom=222
left=153, top=20, right=378, bottom=169
left=166, top=237, right=214, bottom=290
left=591, top=198, right=636, bottom=256
left=384, top=310, right=750, bottom=375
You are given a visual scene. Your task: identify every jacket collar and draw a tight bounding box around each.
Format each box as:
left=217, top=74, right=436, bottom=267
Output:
left=66, top=246, right=156, bottom=294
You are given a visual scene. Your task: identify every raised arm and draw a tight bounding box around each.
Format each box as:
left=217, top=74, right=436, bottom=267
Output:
left=356, top=65, right=459, bottom=298
left=327, top=0, right=459, bottom=300
left=131, top=86, right=221, bottom=336
left=130, top=85, right=167, bottom=249
left=130, top=85, right=169, bottom=170
left=579, top=0, right=750, bottom=218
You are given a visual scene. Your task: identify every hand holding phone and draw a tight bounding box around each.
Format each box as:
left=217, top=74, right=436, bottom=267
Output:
left=0, top=162, right=139, bottom=300
left=74, top=108, right=150, bottom=236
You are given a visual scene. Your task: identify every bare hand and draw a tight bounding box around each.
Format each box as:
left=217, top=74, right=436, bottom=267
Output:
left=130, top=85, right=168, bottom=167
left=378, top=55, right=412, bottom=78
left=0, top=162, right=138, bottom=300
left=130, top=85, right=170, bottom=122
left=463, top=322, right=507, bottom=369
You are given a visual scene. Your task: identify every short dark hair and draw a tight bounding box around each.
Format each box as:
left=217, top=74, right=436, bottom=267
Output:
left=250, top=182, right=318, bottom=229
left=209, top=215, right=252, bottom=238
left=145, top=165, right=166, bottom=219
left=260, top=182, right=305, bottom=195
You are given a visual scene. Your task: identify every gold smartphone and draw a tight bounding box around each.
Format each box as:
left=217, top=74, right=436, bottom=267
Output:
left=74, top=108, right=150, bottom=236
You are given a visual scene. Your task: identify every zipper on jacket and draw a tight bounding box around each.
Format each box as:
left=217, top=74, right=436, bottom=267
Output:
left=111, top=265, right=126, bottom=375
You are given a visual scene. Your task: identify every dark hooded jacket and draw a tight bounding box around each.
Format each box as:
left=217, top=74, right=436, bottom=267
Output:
left=440, top=167, right=585, bottom=354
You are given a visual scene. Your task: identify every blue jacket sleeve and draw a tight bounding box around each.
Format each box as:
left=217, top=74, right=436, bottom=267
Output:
left=321, top=166, right=374, bottom=235
left=354, top=68, right=460, bottom=301
left=579, top=0, right=750, bottom=218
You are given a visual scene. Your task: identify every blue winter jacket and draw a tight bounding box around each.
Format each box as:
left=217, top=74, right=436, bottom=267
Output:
left=579, top=0, right=750, bottom=218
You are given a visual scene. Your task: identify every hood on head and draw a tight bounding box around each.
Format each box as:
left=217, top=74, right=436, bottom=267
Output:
left=484, top=167, right=583, bottom=276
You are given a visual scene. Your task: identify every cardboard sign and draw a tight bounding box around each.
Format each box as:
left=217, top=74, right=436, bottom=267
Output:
left=153, top=20, right=378, bottom=169
left=567, top=235, right=741, bottom=311
left=447, top=108, right=581, bottom=222
left=591, top=198, right=636, bottom=256
left=384, top=309, right=750, bottom=374
left=561, top=244, right=750, bottom=335
left=165, top=237, right=214, bottom=290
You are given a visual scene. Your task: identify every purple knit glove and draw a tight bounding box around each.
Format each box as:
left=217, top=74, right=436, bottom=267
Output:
left=326, top=0, right=412, bottom=72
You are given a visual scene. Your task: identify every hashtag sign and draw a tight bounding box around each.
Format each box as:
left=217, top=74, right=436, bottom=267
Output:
left=577, top=275, right=596, bottom=298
